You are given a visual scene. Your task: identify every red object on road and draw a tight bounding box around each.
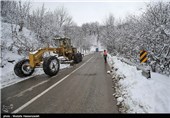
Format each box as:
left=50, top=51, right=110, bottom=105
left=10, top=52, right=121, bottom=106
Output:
left=103, top=50, right=107, bottom=63
left=104, top=50, right=107, bottom=56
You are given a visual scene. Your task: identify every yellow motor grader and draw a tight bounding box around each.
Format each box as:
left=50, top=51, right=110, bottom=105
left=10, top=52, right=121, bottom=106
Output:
left=14, top=37, right=83, bottom=77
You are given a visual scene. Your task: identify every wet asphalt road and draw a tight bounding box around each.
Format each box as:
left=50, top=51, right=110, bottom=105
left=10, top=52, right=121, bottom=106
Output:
left=1, top=52, right=118, bottom=113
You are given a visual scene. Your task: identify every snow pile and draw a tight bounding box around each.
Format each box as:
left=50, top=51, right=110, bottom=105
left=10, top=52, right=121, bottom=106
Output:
left=107, top=54, right=170, bottom=113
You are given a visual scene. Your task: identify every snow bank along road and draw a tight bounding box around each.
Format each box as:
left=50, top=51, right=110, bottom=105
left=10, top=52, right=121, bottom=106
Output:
left=1, top=53, right=118, bottom=113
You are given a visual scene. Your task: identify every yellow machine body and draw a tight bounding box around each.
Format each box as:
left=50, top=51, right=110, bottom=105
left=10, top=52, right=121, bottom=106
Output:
left=29, top=37, right=77, bottom=68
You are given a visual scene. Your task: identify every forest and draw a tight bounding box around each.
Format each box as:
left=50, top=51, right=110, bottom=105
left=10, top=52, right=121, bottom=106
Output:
left=1, top=1, right=170, bottom=75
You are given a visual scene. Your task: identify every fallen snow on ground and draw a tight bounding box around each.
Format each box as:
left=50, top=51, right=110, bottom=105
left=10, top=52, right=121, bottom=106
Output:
left=107, top=54, right=170, bottom=113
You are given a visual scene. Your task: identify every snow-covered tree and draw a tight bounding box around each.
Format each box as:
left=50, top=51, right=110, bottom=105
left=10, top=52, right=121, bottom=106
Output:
left=100, top=2, right=170, bottom=75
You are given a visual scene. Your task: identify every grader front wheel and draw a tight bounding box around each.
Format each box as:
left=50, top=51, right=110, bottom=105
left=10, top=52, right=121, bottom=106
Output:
left=43, top=56, right=60, bottom=76
left=14, top=59, right=35, bottom=77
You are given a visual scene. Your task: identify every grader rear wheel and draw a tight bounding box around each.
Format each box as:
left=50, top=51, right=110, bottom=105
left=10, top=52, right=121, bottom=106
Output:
left=14, top=59, right=34, bottom=77
left=78, top=53, right=83, bottom=62
left=43, top=56, right=60, bottom=76
left=73, top=53, right=80, bottom=64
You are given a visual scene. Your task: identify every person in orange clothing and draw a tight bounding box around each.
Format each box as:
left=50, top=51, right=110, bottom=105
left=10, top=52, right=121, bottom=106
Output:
left=103, top=50, right=107, bottom=63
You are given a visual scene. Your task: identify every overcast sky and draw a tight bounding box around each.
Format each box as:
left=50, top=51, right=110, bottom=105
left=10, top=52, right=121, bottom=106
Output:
left=28, top=0, right=169, bottom=26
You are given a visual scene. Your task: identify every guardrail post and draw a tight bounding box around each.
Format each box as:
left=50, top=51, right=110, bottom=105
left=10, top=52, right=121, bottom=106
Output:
left=142, top=70, right=151, bottom=79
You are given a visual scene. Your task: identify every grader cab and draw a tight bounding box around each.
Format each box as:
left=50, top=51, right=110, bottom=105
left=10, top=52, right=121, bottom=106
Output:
left=14, top=37, right=83, bottom=77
